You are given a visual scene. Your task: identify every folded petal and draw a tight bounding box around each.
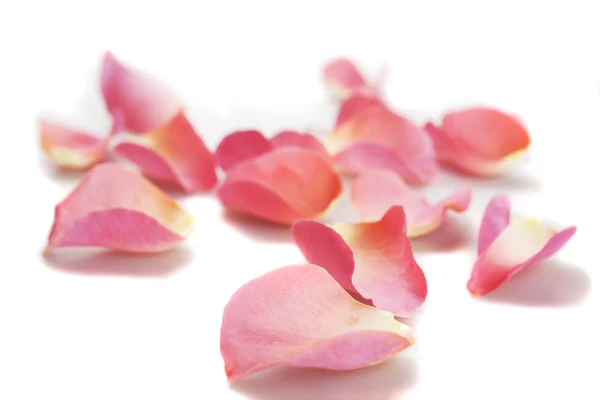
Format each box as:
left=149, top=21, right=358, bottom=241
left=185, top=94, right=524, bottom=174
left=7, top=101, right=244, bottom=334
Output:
left=101, top=51, right=182, bottom=134
left=112, top=111, right=217, bottom=192
left=322, top=58, right=377, bottom=100
left=271, top=130, right=329, bottom=156
left=424, top=107, right=531, bottom=176
left=45, top=163, right=194, bottom=253
left=351, top=169, right=471, bottom=237
left=215, top=130, right=273, bottom=172
left=292, top=206, right=427, bottom=317
left=325, top=95, right=437, bottom=184
left=217, top=148, right=342, bottom=225
left=467, top=195, right=577, bottom=296
left=39, top=120, right=108, bottom=169
left=221, top=264, right=414, bottom=382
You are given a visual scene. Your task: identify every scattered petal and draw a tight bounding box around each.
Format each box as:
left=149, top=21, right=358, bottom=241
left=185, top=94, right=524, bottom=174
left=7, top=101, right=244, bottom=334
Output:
left=351, top=169, right=471, bottom=237
left=325, top=95, right=437, bottom=184
left=217, top=148, right=342, bottom=225
left=101, top=51, right=182, bottom=134
left=322, top=58, right=377, bottom=100
left=45, top=163, right=194, bottom=253
left=467, top=195, right=577, bottom=296
left=424, top=107, right=531, bottom=176
left=220, top=264, right=414, bottom=382
left=292, top=206, right=427, bottom=317
left=215, top=130, right=273, bottom=172
left=112, top=111, right=217, bottom=192
left=271, top=130, right=329, bottom=156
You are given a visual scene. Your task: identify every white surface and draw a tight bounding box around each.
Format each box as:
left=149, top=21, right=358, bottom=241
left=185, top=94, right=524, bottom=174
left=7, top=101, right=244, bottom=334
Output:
left=1, top=1, right=599, bottom=399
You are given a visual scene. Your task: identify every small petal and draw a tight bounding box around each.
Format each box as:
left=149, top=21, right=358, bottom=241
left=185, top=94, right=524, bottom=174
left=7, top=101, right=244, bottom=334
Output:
left=271, top=130, right=329, bottom=156
left=215, top=130, right=273, bottom=172
left=325, top=95, right=437, bottom=184
left=45, top=163, right=194, bottom=253
left=101, top=51, right=182, bottom=134
left=217, top=148, right=342, bottom=225
left=351, top=169, right=471, bottom=237
left=112, top=111, right=217, bottom=192
left=425, top=107, right=531, bottom=176
left=220, top=264, right=414, bottom=382
left=39, top=120, right=107, bottom=169
left=467, top=195, right=577, bottom=296
left=292, top=206, right=427, bottom=317
left=322, top=58, right=376, bottom=100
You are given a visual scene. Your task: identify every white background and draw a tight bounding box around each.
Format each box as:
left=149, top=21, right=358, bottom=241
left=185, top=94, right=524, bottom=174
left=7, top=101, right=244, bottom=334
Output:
left=1, top=1, right=599, bottom=399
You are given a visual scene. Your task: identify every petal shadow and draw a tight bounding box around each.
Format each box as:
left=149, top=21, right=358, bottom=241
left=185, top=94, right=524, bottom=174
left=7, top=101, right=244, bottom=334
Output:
left=411, top=215, right=474, bottom=253
left=221, top=210, right=293, bottom=244
left=233, top=356, right=418, bottom=400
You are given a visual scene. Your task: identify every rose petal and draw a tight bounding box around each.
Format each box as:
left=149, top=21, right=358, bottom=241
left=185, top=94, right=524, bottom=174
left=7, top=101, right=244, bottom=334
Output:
left=45, top=163, right=194, bottom=253
left=325, top=95, right=437, bottom=184
left=101, top=51, right=182, bottom=134
left=220, top=264, right=414, bottom=382
left=215, top=130, right=274, bottom=172
left=217, top=148, right=342, bottom=225
left=112, top=111, right=217, bottom=193
left=292, top=206, right=427, bottom=317
left=351, top=169, right=471, bottom=237
left=271, top=130, right=329, bottom=156
left=424, top=107, right=531, bottom=176
left=322, top=58, right=377, bottom=101
left=467, top=195, right=577, bottom=296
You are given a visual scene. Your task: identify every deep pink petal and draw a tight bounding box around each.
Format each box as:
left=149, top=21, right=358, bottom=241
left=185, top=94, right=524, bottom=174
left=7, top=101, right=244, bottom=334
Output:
left=215, top=130, right=274, bottom=172
left=271, top=130, right=329, bottom=156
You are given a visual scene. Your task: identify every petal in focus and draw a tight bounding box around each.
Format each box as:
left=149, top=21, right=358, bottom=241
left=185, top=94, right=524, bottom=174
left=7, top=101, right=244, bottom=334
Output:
left=39, top=120, right=108, bottom=169
left=292, top=206, right=427, bottom=317
left=325, top=95, right=437, bottom=184
left=215, top=130, right=273, bottom=172
left=217, top=148, right=342, bottom=225
left=220, top=264, right=414, bottom=382
left=112, top=111, right=217, bottom=193
left=424, top=107, right=531, bottom=176
left=322, top=58, right=377, bottom=100
left=271, top=130, right=329, bottom=156
left=351, top=169, right=471, bottom=237
left=101, top=51, right=182, bottom=134
left=45, top=163, right=194, bottom=253
left=467, top=195, right=577, bottom=296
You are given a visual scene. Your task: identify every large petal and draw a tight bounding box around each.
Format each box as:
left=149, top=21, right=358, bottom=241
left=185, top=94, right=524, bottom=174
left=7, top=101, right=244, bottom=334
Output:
left=351, top=169, right=471, bottom=237
left=424, top=107, right=531, bottom=176
left=322, top=58, right=377, bottom=100
left=467, top=195, right=577, bottom=296
left=101, top=51, right=182, bottom=134
left=271, top=130, right=329, bottom=156
left=220, top=264, right=414, bottom=382
left=292, top=206, right=427, bottom=317
left=45, top=163, right=194, bottom=253
left=325, top=95, right=437, bottom=184
left=215, top=130, right=273, bottom=172
left=217, top=148, right=342, bottom=225
left=112, top=111, right=217, bottom=193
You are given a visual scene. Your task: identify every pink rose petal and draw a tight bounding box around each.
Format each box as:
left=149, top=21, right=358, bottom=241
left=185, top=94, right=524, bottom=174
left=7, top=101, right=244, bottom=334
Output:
left=292, top=206, right=427, bottom=317
left=322, top=58, right=378, bottom=100
left=351, top=169, right=471, bottom=237
left=45, top=163, right=194, bottom=253
left=215, top=130, right=274, bottom=172
left=220, top=264, right=414, bottom=382
left=271, top=130, right=329, bottom=156
left=467, top=195, right=577, bottom=296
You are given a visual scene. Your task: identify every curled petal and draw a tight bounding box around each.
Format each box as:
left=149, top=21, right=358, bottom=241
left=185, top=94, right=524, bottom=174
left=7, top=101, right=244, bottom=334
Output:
left=424, top=107, right=531, bottom=176
left=351, top=169, right=471, bottom=237
left=45, top=163, right=194, bottom=253
left=325, top=95, right=437, bottom=184
left=112, top=111, right=217, bottom=193
left=271, top=130, right=329, bottom=156
left=39, top=120, right=108, bottom=169
left=292, top=206, right=427, bottom=317
left=468, top=195, right=577, bottom=296
left=217, top=148, right=342, bottom=225
left=220, top=264, right=414, bottom=382
left=215, top=130, right=273, bottom=172
left=101, top=51, right=182, bottom=134
left=322, top=58, right=377, bottom=100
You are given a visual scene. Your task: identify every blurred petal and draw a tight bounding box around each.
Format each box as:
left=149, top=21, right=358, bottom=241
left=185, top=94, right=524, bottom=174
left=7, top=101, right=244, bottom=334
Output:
left=322, top=58, right=377, bottom=100
left=351, top=169, right=471, bottom=237
left=425, top=107, right=531, bottom=176
left=112, top=111, right=217, bottom=193
left=217, top=148, right=342, bottom=225
left=325, top=95, right=437, bottom=183
left=271, top=130, right=329, bottom=156
left=101, top=51, right=182, bottom=134
left=221, top=264, right=414, bottom=382
left=292, top=206, right=427, bottom=317
left=215, top=130, right=273, bottom=172
left=468, top=195, right=577, bottom=296
left=45, top=163, right=194, bottom=253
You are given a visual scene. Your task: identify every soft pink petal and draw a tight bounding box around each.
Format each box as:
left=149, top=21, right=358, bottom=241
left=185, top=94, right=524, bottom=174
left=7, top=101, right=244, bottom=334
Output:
left=45, top=163, right=194, bottom=253
left=271, top=130, right=329, bottom=156
left=220, top=264, right=414, bottom=381
left=468, top=195, right=577, bottom=296
left=322, top=58, right=377, bottom=101
left=334, top=94, right=384, bottom=129
left=292, top=206, right=427, bottom=317
left=112, top=111, right=217, bottom=193
left=101, top=51, right=182, bottom=134
left=351, top=169, right=471, bottom=237
left=215, top=130, right=273, bottom=172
